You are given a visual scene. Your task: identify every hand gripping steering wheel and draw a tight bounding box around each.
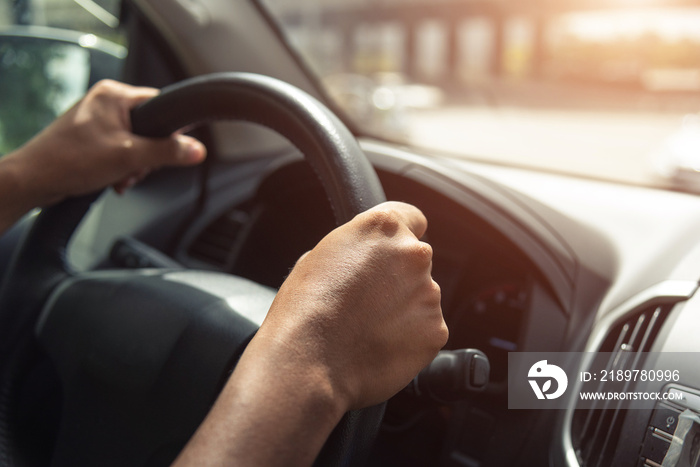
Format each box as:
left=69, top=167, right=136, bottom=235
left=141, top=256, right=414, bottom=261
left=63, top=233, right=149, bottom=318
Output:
left=0, top=73, right=387, bottom=466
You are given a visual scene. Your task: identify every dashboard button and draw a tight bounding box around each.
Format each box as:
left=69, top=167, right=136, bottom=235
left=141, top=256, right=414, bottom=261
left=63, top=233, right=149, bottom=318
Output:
left=650, top=405, right=681, bottom=435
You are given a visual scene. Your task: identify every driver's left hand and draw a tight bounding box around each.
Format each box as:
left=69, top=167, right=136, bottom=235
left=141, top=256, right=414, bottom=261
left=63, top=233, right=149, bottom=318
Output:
left=0, top=79, right=206, bottom=233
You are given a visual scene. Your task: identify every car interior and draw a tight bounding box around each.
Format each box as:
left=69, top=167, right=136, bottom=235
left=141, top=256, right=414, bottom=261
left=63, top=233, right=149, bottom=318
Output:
left=2, top=0, right=700, bottom=466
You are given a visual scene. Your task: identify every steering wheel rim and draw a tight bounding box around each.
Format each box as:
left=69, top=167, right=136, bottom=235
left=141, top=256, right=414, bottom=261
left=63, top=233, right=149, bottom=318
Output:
left=0, top=72, right=387, bottom=466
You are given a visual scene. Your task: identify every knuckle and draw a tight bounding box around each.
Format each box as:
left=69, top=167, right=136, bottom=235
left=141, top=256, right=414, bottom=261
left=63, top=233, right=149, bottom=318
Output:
left=90, top=79, right=119, bottom=98
left=295, top=250, right=311, bottom=267
left=360, top=209, right=401, bottom=235
left=414, top=241, right=433, bottom=263
left=423, top=280, right=442, bottom=310
left=429, top=278, right=441, bottom=297
left=403, top=240, right=433, bottom=265
left=426, top=282, right=447, bottom=348
left=436, top=319, right=449, bottom=348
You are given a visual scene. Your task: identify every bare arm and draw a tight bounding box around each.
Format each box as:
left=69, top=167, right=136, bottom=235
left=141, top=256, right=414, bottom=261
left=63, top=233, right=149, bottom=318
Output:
left=173, top=201, right=449, bottom=466
left=0, top=80, right=206, bottom=234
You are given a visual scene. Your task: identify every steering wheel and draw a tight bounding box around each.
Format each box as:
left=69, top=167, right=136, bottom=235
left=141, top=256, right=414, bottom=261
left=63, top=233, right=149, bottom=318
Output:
left=0, top=73, right=387, bottom=466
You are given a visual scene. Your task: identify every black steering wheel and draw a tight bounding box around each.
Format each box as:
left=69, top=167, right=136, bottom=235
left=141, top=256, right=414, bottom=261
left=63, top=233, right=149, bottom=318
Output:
left=0, top=73, right=387, bottom=466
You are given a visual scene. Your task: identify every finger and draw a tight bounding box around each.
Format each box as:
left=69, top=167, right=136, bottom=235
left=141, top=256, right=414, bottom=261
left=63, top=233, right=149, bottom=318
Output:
left=123, top=88, right=160, bottom=109
left=134, top=167, right=152, bottom=181
left=296, top=251, right=311, bottom=265
left=129, top=134, right=207, bottom=170
left=112, top=167, right=152, bottom=194
left=98, top=79, right=159, bottom=108
left=113, top=175, right=138, bottom=194
left=369, top=201, right=428, bottom=239
left=84, top=80, right=160, bottom=129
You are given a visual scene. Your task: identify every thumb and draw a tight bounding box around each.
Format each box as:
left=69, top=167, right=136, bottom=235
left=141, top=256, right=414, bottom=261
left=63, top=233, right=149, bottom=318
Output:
left=132, top=133, right=207, bottom=169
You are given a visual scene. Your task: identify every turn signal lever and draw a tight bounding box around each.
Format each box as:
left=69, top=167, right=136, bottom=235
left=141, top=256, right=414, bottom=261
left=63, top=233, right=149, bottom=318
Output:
left=405, top=349, right=490, bottom=403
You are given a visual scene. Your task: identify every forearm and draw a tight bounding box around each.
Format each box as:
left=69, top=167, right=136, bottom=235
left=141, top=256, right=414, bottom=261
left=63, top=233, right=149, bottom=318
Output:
left=0, top=150, right=47, bottom=235
left=172, top=332, right=346, bottom=466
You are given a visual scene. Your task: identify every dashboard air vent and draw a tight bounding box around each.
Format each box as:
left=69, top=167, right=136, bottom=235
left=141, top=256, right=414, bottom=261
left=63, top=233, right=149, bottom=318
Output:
left=187, top=210, right=249, bottom=269
left=571, top=304, right=672, bottom=467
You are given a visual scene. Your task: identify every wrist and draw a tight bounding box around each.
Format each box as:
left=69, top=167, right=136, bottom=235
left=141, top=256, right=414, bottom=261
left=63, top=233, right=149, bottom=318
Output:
left=174, top=332, right=348, bottom=467
left=253, top=300, right=361, bottom=413
left=238, top=330, right=350, bottom=419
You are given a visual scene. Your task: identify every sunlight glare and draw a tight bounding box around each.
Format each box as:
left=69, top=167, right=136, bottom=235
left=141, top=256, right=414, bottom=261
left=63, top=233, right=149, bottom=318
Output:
left=560, top=8, right=700, bottom=41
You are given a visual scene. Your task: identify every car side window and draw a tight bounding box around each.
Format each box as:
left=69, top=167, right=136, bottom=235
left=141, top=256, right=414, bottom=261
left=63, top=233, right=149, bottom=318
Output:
left=0, top=0, right=125, bottom=154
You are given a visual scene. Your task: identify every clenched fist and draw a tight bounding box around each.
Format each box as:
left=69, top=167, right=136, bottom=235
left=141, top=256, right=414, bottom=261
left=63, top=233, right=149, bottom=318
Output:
left=258, top=201, right=448, bottom=409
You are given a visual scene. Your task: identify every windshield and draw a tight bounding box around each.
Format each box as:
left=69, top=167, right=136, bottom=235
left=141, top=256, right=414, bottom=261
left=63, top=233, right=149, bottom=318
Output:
left=261, top=1, right=700, bottom=192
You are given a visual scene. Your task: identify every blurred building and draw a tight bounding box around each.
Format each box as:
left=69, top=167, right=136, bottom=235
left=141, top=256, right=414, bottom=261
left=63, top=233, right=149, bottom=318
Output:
left=266, top=0, right=700, bottom=88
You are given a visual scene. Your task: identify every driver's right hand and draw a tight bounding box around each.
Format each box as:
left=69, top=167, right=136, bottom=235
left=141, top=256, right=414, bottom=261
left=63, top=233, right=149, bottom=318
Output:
left=250, top=200, right=449, bottom=411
